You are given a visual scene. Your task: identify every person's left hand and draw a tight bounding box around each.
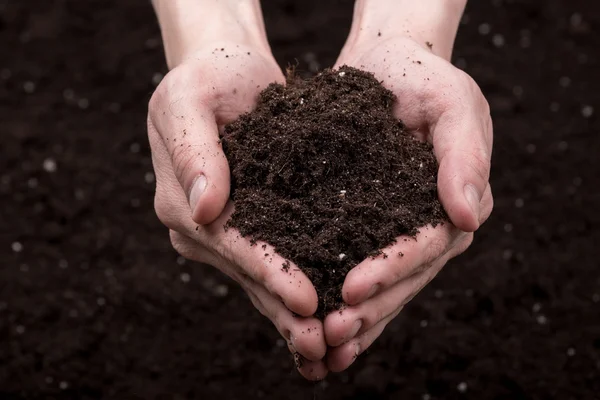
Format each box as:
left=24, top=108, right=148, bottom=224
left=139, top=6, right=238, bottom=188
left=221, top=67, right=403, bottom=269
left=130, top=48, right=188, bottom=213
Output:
left=323, top=36, right=494, bottom=372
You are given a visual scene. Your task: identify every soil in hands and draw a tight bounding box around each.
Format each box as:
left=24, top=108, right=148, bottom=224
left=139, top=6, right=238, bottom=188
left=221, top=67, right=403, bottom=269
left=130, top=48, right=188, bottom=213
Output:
left=222, top=66, right=447, bottom=318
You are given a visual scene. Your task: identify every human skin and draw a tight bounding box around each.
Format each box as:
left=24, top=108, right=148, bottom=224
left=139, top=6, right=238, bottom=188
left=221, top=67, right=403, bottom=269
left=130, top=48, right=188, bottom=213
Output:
left=323, top=0, right=494, bottom=372
left=149, top=0, right=328, bottom=380
left=148, top=0, right=493, bottom=380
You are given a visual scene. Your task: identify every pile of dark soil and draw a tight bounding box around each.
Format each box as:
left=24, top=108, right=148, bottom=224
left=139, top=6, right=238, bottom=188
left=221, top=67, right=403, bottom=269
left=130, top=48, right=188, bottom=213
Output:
left=223, top=66, right=446, bottom=316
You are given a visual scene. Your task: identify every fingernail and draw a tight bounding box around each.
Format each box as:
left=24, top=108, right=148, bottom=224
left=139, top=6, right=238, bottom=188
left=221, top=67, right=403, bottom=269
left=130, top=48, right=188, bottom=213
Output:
left=367, top=284, right=380, bottom=300
left=464, top=183, right=481, bottom=218
left=345, top=319, right=362, bottom=342
left=189, top=175, right=207, bottom=215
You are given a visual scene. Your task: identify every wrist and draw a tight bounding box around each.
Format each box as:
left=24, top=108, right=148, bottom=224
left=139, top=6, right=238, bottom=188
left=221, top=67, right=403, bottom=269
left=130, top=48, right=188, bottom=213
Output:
left=347, top=0, right=467, bottom=60
left=152, top=0, right=271, bottom=69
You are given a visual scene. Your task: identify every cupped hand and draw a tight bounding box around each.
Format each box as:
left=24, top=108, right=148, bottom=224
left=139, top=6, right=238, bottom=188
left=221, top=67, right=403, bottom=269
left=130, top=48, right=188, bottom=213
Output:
left=324, top=36, right=494, bottom=372
left=147, top=44, right=328, bottom=380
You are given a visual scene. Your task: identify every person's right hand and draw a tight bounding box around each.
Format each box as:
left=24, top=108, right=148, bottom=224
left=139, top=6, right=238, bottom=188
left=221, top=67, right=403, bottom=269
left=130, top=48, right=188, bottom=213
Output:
left=147, top=42, right=329, bottom=380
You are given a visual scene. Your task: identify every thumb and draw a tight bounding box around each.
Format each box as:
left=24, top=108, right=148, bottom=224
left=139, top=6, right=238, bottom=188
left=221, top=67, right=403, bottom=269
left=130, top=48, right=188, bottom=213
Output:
left=151, top=103, right=231, bottom=225
left=433, top=112, right=492, bottom=232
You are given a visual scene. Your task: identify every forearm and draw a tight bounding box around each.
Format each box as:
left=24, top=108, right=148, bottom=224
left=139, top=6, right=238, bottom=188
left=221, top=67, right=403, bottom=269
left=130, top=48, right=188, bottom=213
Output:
left=151, top=0, right=270, bottom=68
left=347, top=0, right=467, bottom=60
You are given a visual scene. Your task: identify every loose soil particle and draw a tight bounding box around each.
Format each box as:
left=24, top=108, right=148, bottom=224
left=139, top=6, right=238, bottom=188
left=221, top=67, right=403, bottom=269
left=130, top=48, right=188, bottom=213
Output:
left=222, top=66, right=447, bottom=317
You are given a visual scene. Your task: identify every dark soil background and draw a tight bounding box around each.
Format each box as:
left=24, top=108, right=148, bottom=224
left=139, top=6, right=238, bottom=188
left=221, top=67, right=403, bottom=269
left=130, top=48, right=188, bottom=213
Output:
left=1, top=0, right=598, bottom=399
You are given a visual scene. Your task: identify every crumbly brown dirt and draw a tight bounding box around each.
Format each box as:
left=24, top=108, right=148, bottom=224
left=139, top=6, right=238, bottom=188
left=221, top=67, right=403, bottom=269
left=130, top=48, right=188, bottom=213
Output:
left=222, top=66, right=446, bottom=317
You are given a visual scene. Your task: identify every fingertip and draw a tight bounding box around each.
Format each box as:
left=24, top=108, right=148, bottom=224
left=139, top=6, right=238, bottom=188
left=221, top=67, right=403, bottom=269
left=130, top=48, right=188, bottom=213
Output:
left=447, top=203, right=479, bottom=232
left=290, top=320, right=327, bottom=361
left=326, top=341, right=360, bottom=373
left=298, top=359, right=329, bottom=381
left=340, top=267, right=365, bottom=305
left=285, top=290, right=318, bottom=317
left=280, top=280, right=318, bottom=317
left=438, top=179, right=480, bottom=232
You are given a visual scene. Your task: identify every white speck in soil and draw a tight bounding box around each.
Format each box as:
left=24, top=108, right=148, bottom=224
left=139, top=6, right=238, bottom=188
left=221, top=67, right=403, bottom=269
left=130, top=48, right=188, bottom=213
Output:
left=512, top=86, right=524, bottom=97
left=536, top=315, right=548, bottom=325
left=478, top=23, right=491, bottom=35
left=15, top=325, right=25, bottom=334
left=97, top=297, right=106, bottom=306
left=338, top=253, right=347, bottom=261
left=276, top=338, right=285, bottom=348
left=504, top=223, right=513, bottom=233
left=145, top=37, right=160, bottom=49
left=59, top=259, right=69, bottom=269
left=455, top=58, right=467, bottom=69
left=557, top=141, right=569, bottom=151
left=42, top=158, right=57, bottom=173
left=63, top=88, right=75, bottom=101
left=75, top=188, right=85, bottom=200
left=11, top=241, right=23, bottom=253
left=338, top=71, right=346, bottom=77
left=144, top=172, right=155, bottom=184
left=177, top=256, right=186, bottom=266
left=420, top=320, right=428, bottom=328
left=492, top=34, right=505, bottom=47
left=520, top=35, right=531, bottom=48
left=214, top=284, right=229, bottom=297
left=0, top=68, right=11, bottom=80
left=130, top=142, right=141, bottom=153
left=23, top=81, right=36, bottom=93
left=59, top=381, right=69, bottom=390
left=532, top=303, right=541, bottom=312
left=457, top=382, right=468, bottom=393
left=27, top=177, right=38, bottom=188
left=180, top=272, right=191, bottom=283
left=567, top=347, right=576, bottom=357
left=422, top=394, right=431, bottom=400
left=582, top=105, right=594, bottom=118
left=515, top=198, right=524, bottom=208
left=592, top=293, right=600, bottom=303
left=559, top=76, right=571, bottom=88
left=152, top=72, right=164, bottom=86
left=570, top=13, right=583, bottom=27
left=78, top=98, right=89, bottom=109
left=108, top=102, right=121, bottom=113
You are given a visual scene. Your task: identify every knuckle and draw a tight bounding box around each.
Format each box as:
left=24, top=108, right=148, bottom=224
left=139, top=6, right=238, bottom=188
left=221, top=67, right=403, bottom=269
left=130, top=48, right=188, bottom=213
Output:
left=424, top=235, right=448, bottom=264
left=171, top=144, right=199, bottom=186
left=169, top=230, right=195, bottom=259
left=154, top=190, right=179, bottom=230
left=464, top=146, right=491, bottom=183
